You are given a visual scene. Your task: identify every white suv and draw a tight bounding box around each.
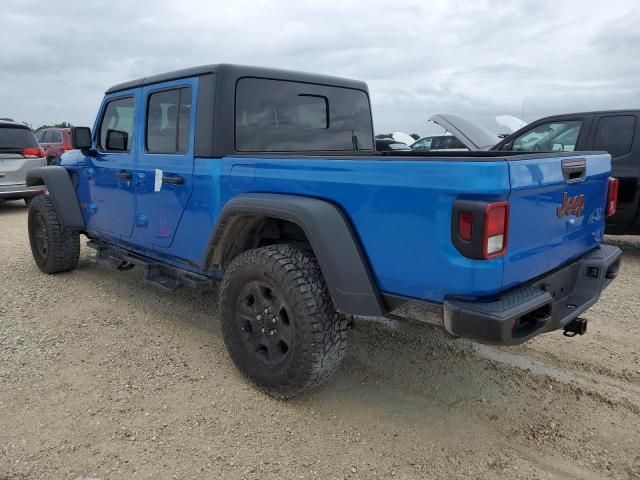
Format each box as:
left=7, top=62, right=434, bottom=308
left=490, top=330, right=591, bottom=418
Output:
left=0, top=120, right=47, bottom=204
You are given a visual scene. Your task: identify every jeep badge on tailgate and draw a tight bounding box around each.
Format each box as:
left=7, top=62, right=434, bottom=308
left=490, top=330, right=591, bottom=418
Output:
left=557, top=192, right=585, bottom=217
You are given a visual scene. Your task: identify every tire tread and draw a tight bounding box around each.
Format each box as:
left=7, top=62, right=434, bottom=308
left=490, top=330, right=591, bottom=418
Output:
left=220, top=244, right=348, bottom=399
left=28, top=194, right=80, bottom=274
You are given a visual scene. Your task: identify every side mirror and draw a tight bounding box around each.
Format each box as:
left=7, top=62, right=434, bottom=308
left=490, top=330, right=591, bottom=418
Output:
left=105, top=129, right=128, bottom=151
left=71, top=126, right=92, bottom=150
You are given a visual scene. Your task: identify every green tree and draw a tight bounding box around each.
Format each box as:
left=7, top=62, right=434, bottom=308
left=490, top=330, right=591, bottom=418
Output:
left=35, top=121, right=73, bottom=131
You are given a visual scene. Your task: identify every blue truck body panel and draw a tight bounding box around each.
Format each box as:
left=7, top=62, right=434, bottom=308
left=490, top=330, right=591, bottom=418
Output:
left=58, top=69, right=611, bottom=306
left=62, top=146, right=610, bottom=303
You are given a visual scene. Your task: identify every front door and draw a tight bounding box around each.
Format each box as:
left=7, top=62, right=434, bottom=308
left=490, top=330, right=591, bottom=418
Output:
left=87, top=93, right=138, bottom=237
left=588, top=114, right=639, bottom=226
left=134, top=80, right=196, bottom=248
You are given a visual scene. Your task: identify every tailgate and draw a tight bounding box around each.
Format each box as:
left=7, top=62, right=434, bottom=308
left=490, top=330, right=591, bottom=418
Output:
left=503, top=153, right=611, bottom=289
left=0, top=154, right=42, bottom=186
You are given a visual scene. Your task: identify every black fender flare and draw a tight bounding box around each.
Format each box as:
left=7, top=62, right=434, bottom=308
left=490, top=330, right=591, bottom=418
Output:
left=207, top=193, right=385, bottom=317
left=26, top=166, right=85, bottom=230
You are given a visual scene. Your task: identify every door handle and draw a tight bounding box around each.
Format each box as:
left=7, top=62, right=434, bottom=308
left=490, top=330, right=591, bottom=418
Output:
left=162, top=175, right=184, bottom=185
left=561, top=158, right=586, bottom=182
left=116, top=171, right=132, bottom=181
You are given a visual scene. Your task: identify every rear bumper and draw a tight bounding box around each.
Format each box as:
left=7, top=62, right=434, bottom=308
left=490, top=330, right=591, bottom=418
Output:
left=0, top=184, right=45, bottom=199
left=443, top=245, right=622, bottom=345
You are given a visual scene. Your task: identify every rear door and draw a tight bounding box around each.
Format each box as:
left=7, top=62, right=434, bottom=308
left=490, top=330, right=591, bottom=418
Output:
left=0, top=125, right=44, bottom=188
left=588, top=113, right=639, bottom=226
left=134, top=79, right=196, bottom=248
left=86, top=92, right=138, bottom=237
left=503, top=153, right=611, bottom=289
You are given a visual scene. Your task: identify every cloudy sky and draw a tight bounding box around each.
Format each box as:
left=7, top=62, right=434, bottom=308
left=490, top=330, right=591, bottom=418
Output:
left=1, top=0, right=639, bottom=136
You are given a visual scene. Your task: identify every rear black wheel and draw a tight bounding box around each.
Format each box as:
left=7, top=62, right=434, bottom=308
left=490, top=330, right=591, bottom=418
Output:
left=220, top=244, right=348, bottom=399
left=28, top=194, right=80, bottom=274
left=234, top=281, right=293, bottom=367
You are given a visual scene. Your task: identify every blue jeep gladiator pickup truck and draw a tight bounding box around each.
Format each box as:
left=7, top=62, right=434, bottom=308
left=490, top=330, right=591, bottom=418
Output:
left=26, top=64, right=622, bottom=398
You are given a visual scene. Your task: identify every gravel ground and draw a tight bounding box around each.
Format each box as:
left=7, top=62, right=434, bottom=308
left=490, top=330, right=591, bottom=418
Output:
left=1, top=199, right=639, bottom=479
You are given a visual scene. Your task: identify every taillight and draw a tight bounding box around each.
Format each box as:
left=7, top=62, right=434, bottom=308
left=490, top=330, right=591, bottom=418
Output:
left=458, top=212, right=473, bottom=241
left=62, top=144, right=73, bottom=151
left=452, top=200, right=509, bottom=260
left=483, top=202, right=509, bottom=259
left=606, top=177, right=619, bottom=217
left=22, top=147, right=45, bottom=158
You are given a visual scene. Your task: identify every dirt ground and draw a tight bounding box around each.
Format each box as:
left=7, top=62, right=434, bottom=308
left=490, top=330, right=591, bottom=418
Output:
left=1, top=199, right=639, bottom=480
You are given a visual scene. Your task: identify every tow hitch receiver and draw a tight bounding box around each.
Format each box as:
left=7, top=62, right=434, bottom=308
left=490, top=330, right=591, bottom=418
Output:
left=563, top=318, right=588, bottom=337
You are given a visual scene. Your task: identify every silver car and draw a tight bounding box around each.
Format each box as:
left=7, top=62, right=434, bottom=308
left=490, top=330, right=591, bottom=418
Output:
left=0, top=120, right=47, bottom=204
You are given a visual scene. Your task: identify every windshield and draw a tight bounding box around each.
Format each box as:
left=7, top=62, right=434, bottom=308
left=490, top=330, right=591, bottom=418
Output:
left=0, top=125, right=38, bottom=150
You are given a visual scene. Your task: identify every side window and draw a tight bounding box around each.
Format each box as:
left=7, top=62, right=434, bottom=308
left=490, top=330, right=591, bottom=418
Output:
left=146, top=87, right=192, bottom=154
left=235, top=78, right=374, bottom=152
left=445, top=136, right=469, bottom=150
left=99, top=97, right=135, bottom=152
left=593, top=115, right=636, bottom=158
left=42, top=131, right=54, bottom=143
left=35, top=130, right=45, bottom=142
left=512, top=120, right=583, bottom=152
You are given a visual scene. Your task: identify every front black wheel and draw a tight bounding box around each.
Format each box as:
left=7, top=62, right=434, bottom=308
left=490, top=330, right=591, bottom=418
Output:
left=28, top=194, right=80, bottom=274
left=220, top=244, right=348, bottom=399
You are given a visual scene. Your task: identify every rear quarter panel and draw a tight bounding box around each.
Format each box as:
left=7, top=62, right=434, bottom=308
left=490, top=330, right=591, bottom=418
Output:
left=218, top=157, right=510, bottom=302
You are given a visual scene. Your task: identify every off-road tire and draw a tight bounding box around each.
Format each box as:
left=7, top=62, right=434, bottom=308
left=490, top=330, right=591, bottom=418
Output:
left=28, top=194, right=80, bottom=274
left=220, top=244, right=349, bottom=399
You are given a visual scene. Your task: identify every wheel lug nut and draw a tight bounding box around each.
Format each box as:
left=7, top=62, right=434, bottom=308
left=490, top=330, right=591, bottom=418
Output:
left=257, top=314, right=262, bottom=321
left=272, top=317, right=277, bottom=324
left=261, top=328, right=265, bottom=334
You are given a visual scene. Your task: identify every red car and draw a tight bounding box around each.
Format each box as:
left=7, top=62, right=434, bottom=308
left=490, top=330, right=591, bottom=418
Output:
left=35, top=128, right=73, bottom=165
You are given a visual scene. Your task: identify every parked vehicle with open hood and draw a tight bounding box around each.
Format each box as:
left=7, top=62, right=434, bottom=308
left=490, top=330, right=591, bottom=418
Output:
left=411, top=114, right=500, bottom=152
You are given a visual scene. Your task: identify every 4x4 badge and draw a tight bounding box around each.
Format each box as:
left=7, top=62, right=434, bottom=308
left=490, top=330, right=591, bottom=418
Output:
left=557, top=192, right=585, bottom=217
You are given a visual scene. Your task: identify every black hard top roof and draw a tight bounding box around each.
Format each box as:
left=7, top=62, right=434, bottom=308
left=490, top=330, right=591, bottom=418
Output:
left=106, top=63, right=369, bottom=94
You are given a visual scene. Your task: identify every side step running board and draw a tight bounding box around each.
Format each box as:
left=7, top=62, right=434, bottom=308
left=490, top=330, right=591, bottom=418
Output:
left=87, top=240, right=214, bottom=292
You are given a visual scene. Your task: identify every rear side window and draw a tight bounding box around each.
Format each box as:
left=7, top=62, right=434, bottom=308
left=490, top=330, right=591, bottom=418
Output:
left=512, top=120, right=583, bottom=152
left=0, top=126, right=38, bottom=149
left=99, top=97, right=135, bottom=151
left=146, top=87, right=192, bottom=154
left=593, top=115, right=636, bottom=158
left=235, top=78, right=374, bottom=152
left=43, top=130, right=63, bottom=143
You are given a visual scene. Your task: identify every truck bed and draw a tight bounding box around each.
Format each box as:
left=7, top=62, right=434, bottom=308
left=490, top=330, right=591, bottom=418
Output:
left=165, top=151, right=613, bottom=304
